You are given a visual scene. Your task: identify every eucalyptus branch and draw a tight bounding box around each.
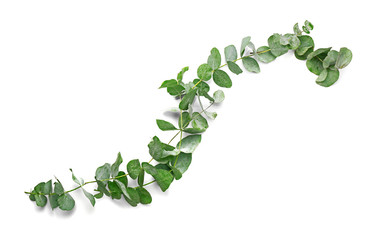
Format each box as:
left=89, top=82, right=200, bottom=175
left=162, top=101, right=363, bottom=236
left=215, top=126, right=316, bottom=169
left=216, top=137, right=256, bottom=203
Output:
left=25, top=20, right=352, bottom=212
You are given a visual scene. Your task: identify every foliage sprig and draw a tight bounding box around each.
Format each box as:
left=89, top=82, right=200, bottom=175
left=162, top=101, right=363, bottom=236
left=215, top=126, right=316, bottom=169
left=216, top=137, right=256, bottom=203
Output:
left=25, top=21, right=353, bottom=212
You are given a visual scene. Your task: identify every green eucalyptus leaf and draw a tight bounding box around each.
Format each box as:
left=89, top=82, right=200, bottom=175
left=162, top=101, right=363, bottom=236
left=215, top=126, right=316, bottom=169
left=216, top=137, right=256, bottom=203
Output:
left=295, top=47, right=314, bottom=60
left=148, top=136, right=164, bottom=160
left=323, top=50, right=339, bottom=68
left=170, top=152, right=192, bottom=174
left=242, top=57, right=260, bottom=73
left=207, top=47, right=221, bottom=70
left=197, top=63, right=213, bottom=81
left=225, top=45, right=237, bottom=62
left=136, top=187, right=152, bottom=204
left=43, top=180, right=52, bottom=195
left=159, top=79, right=177, bottom=89
left=179, top=89, right=196, bottom=110
left=34, top=182, right=45, bottom=193
left=213, top=90, right=225, bottom=103
left=54, top=181, right=64, bottom=195
left=268, top=33, right=289, bottom=57
left=192, top=112, right=208, bottom=130
left=116, top=171, right=128, bottom=186
left=306, top=48, right=331, bottom=75
left=57, top=193, right=75, bottom=211
left=156, top=119, right=177, bottom=131
left=29, top=191, right=36, bottom=201
left=108, top=181, right=122, bottom=199
left=205, top=111, right=217, bottom=120
left=280, top=34, right=300, bottom=50
left=127, top=159, right=141, bottom=179
left=170, top=166, right=182, bottom=180
left=305, top=20, right=314, bottom=30
left=125, top=187, right=140, bottom=204
left=94, top=192, right=103, bottom=199
left=70, top=169, right=84, bottom=186
left=213, top=69, right=232, bottom=88
left=82, top=188, right=95, bottom=207
left=335, top=47, right=353, bottom=69
left=95, top=163, right=111, bottom=184
left=316, top=68, right=340, bottom=87
left=256, top=46, right=276, bottom=63
left=96, top=179, right=110, bottom=197
left=178, top=135, right=201, bottom=153
left=49, top=194, right=59, bottom=209
left=138, top=170, right=145, bottom=187
left=295, top=35, right=315, bottom=56
left=227, top=61, right=243, bottom=75
left=35, top=195, right=47, bottom=207
left=167, top=84, right=185, bottom=96
left=177, top=66, right=189, bottom=82
left=293, top=23, right=302, bottom=35
left=240, top=36, right=251, bottom=57
left=111, top=152, right=123, bottom=178
left=302, top=26, right=310, bottom=34
left=154, top=169, right=174, bottom=192
left=142, top=162, right=158, bottom=176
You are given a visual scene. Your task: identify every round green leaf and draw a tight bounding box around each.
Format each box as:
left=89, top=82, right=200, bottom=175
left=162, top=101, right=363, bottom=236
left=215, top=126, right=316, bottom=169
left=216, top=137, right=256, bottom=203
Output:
left=335, top=47, right=353, bottom=69
left=213, top=69, right=232, bottom=88
left=207, top=47, right=221, bottom=70
left=268, top=33, right=289, bottom=57
left=295, top=35, right=314, bottom=56
left=178, top=135, right=201, bottom=153
left=256, top=46, right=276, bottom=63
left=225, top=45, right=237, bottom=62
left=294, top=47, right=314, bottom=60
left=227, top=61, right=243, bottom=75
left=323, top=50, right=339, bottom=69
left=192, top=112, right=208, bottom=130
left=197, top=63, right=213, bottom=81
left=127, top=159, right=141, bottom=179
left=136, top=187, right=152, bottom=204
left=242, top=57, right=260, bottom=73
left=213, top=90, right=225, bottom=103
left=57, top=193, right=75, bottom=211
left=316, top=68, right=340, bottom=87
left=240, top=36, right=251, bottom=57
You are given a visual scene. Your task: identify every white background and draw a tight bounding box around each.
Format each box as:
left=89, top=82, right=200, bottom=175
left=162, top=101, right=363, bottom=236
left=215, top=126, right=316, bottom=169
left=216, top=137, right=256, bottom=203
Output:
left=0, top=0, right=377, bottom=239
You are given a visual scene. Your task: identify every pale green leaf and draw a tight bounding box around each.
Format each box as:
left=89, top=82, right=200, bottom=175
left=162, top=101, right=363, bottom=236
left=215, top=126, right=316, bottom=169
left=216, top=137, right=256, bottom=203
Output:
left=178, top=135, right=201, bottom=153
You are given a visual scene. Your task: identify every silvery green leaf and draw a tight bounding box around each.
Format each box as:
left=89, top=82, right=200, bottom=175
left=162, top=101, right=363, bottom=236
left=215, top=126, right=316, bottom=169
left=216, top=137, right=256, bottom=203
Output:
left=213, top=90, right=225, bottom=103
left=242, top=57, right=260, bottom=73
left=82, top=188, right=95, bottom=207
left=224, top=45, right=237, bottom=62
left=111, top=152, right=123, bottom=178
left=70, top=168, right=84, bottom=186
left=240, top=36, right=251, bottom=57
left=178, top=135, right=201, bottom=153
left=205, top=111, right=217, bottom=120
left=268, top=33, right=289, bottom=57
left=335, top=47, right=352, bottom=69
left=207, top=47, right=221, bottom=70
left=305, top=20, right=314, bottom=30
left=293, top=23, right=302, bottom=35
left=323, top=50, right=339, bottom=68
left=256, top=46, right=276, bottom=63
left=227, top=61, right=243, bottom=75
left=316, top=68, right=340, bottom=87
